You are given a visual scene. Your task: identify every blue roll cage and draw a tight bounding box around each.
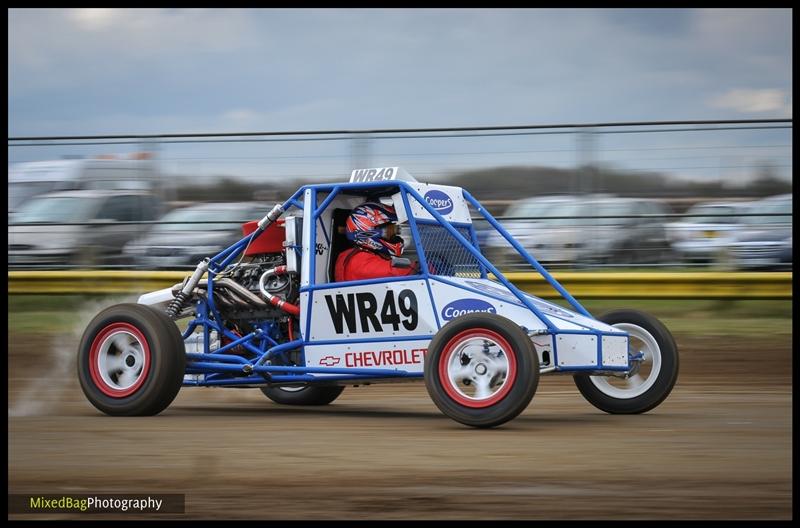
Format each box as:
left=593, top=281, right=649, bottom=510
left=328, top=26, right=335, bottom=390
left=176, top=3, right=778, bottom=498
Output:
left=181, top=180, right=627, bottom=387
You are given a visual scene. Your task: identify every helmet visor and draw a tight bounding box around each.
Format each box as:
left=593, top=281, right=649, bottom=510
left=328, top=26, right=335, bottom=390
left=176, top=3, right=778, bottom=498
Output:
left=380, top=223, right=399, bottom=239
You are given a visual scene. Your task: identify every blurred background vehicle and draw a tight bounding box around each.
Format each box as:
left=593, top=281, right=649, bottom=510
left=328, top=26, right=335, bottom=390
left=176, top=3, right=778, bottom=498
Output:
left=6, top=122, right=791, bottom=273
left=8, top=190, right=164, bottom=267
left=483, top=195, right=575, bottom=264
left=122, top=202, right=269, bottom=269
left=7, top=154, right=166, bottom=221
left=665, top=200, right=754, bottom=267
left=486, top=194, right=672, bottom=269
left=729, top=194, right=792, bottom=270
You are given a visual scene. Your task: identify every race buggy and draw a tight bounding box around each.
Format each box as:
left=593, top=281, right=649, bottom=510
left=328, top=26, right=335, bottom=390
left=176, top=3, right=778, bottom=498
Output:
left=78, top=167, right=679, bottom=428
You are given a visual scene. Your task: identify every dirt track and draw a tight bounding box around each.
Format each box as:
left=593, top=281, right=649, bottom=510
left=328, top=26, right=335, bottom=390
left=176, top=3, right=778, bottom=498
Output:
left=8, top=334, right=792, bottom=520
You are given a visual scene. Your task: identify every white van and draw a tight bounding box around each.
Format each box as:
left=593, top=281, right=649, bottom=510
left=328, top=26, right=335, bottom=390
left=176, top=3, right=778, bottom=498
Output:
left=8, top=155, right=167, bottom=215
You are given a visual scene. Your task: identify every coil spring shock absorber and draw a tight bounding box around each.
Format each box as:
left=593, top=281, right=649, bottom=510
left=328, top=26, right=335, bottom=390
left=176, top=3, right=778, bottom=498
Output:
left=166, top=259, right=210, bottom=319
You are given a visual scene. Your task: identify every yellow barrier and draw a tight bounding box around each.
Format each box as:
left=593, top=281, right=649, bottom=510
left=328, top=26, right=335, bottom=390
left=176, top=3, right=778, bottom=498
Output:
left=8, top=271, right=187, bottom=295
left=7, top=270, right=793, bottom=299
left=505, top=272, right=792, bottom=299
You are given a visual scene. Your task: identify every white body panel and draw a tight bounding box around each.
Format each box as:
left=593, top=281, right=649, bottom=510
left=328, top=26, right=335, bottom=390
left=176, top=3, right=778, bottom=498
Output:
left=531, top=334, right=556, bottom=367
left=601, top=335, right=630, bottom=367
left=137, top=286, right=175, bottom=309
left=299, top=291, right=311, bottom=339
left=427, top=276, right=628, bottom=370
left=431, top=276, right=622, bottom=333
left=393, top=183, right=472, bottom=225
left=284, top=215, right=302, bottom=274
left=307, top=279, right=436, bottom=341
left=299, top=274, right=628, bottom=371
left=313, top=212, right=332, bottom=286
left=556, top=334, right=598, bottom=367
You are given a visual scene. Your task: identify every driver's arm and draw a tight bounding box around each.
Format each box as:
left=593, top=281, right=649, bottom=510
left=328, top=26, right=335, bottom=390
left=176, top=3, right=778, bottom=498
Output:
left=350, top=251, right=415, bottom=280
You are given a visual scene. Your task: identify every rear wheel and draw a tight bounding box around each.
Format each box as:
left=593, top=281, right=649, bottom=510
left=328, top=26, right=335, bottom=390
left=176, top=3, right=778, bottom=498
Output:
left=424, top=313, right=539, bottom=428
left=260, top=385, right=345, bottom=406
left=573, top=309, right=678, bottom=414
left=77, top=303, right=185, bottom=416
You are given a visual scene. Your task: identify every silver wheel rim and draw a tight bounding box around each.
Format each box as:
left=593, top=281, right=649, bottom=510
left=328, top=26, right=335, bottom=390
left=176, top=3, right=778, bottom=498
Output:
left=97, top=330, right=147, bottom=391
left=279, top=386, right=306, bottom=392
left=589, top=323, right=661, bottom=399
left=446, top=336, right=511, bottom=401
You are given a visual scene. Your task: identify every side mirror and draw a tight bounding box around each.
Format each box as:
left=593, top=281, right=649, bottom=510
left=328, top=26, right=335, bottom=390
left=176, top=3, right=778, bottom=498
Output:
left=390, top=256, right=412, bottom=269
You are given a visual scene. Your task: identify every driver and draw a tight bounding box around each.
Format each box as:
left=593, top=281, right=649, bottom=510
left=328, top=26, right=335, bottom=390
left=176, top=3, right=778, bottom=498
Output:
left=335, top=201, right=419, bottom=282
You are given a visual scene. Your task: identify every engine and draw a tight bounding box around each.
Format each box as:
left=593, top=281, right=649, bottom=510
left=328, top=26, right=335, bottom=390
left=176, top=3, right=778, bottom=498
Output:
left=229, top=253, right=291, bottom=296
left=166, top=215, right=300, bottom=339
left=214, top=253, right=299, bottom=321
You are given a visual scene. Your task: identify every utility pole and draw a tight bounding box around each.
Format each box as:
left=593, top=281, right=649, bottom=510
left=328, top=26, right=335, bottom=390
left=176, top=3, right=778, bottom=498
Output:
left=350, top=133, right=371, bottom=170
left=576, top=127, right=595, bottom=195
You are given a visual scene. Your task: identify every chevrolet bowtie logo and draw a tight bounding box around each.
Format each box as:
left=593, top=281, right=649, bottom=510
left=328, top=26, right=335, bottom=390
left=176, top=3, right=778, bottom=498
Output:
left=319, top=356, right=341, bottom=367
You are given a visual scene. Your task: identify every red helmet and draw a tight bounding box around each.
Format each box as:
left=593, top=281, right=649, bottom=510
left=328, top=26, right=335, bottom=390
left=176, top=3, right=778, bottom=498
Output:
left=345, top=202, right=404, bottom=257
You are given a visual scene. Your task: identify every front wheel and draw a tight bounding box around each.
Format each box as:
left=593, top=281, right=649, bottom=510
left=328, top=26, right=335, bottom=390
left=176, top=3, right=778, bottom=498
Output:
left=574, top=309, right=679, bottom=414
left=424, top=313, right=539, bottom=428
left=77, top=303, right=185, bottom=416
left=260, top=385, right=345, bottom=405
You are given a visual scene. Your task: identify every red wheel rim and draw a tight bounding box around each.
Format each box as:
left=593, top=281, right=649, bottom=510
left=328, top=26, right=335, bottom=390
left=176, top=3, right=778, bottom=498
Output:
left=88, top=322, right=151, bottom=398
left=438, top=328, right=517, bottom=408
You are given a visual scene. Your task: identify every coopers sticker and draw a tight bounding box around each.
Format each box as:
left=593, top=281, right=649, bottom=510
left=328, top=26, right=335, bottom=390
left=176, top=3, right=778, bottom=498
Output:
left=423, top=189, right=454, bottom=215
left=441, top=299, right=496, bottom=320
left=465, top=280, right=574, bottom=318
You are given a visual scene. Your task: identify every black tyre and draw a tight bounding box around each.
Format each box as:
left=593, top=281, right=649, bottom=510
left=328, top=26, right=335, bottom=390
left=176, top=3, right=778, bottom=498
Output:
left=424, top=313, right=539, bottom=428
left=573, top=309, right=679, bottom=414
left=260, top=385, right=345, bottom=405
left=77, top=303, right=186, bottom=416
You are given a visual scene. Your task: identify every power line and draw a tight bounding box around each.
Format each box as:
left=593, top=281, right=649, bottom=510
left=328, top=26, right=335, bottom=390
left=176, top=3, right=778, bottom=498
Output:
left=8, top=126, right=792, bottom=148
left=8, top=119, right=792, bottom=143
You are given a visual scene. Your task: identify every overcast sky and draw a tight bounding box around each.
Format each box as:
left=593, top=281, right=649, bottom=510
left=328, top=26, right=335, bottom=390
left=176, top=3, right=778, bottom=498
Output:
left=7, top=8, right=793, bottom=183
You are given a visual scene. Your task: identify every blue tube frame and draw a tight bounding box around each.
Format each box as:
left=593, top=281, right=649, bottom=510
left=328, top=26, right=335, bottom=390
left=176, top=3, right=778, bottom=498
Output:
left=178, top=179, right=629, bottom=387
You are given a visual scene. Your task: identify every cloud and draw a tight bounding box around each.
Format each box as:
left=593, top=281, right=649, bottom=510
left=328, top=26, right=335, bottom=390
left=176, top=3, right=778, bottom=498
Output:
left=8, top=8, right=793, bottom=136
left=709, top=88, right=792, bottom=115
left=69, top=8, right=118, bottom=30
left=9, top=8, right=263, bottom=97
left=222, top=109, right=261, bottom=123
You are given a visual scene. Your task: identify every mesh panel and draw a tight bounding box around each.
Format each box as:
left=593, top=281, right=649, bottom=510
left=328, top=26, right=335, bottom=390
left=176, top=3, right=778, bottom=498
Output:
left=417, top=224, right=484, bottom=278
